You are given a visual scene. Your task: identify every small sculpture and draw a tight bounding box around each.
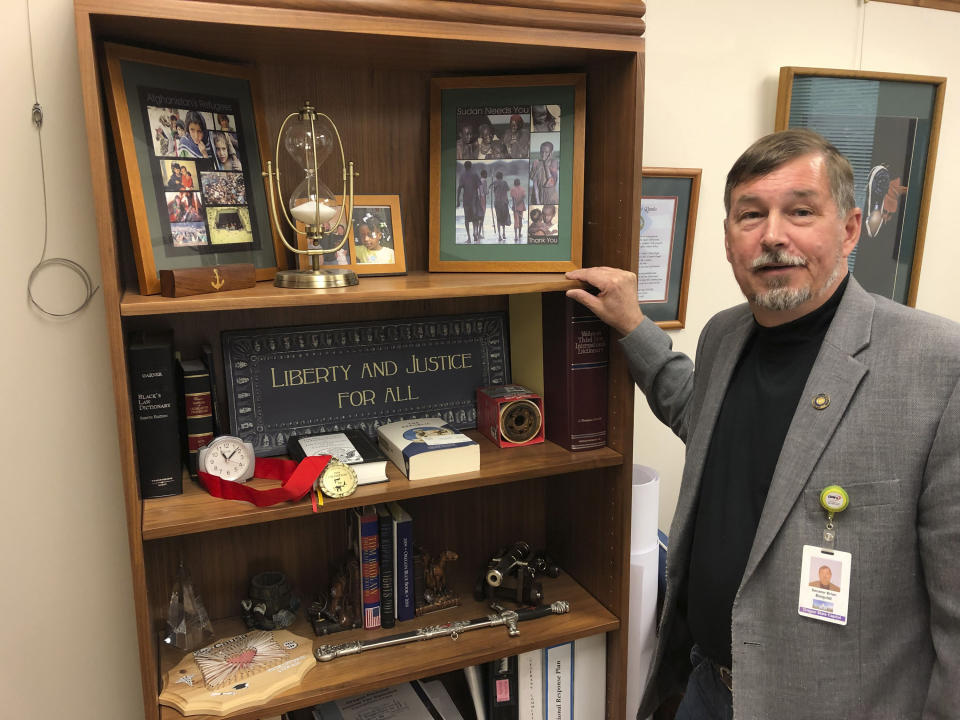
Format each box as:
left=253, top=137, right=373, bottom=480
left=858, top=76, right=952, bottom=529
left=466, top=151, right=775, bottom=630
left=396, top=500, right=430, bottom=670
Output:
left=424, top=549, right=458, bottom=603
left=416, top=547, right=461, bottom=616
left=163, top=561, right=215, bottom=651
left=240, top=571, right=299, bottom=630
left=307, top=553, right=361, bottom=636
left=475, top=541, right=561, bottom=606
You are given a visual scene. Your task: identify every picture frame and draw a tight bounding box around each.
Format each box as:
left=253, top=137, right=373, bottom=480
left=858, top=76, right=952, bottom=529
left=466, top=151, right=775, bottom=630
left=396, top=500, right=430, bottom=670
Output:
left=638, top=168, right=700, bottom=330
left=775, top=66, right=946, bottom=306
left=103, top=43, right=286, bottom=296
left=429, top=74, right=586, bottom=272
left=296, top=194, right=406, bottom=276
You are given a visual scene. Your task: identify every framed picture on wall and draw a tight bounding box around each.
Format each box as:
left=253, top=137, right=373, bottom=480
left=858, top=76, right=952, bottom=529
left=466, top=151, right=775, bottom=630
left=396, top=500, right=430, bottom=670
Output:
left=638, top=168, right=701, bottom=330
left=429, top=73, right=586, bottom=272
left=775, top=66, right=946, bottom=306
left=103, top=43, right=286, bottom=296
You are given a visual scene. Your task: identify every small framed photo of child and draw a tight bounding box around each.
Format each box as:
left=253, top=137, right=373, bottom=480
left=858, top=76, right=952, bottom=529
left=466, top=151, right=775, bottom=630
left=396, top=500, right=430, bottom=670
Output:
left=296, top=194, right=406, bottom=276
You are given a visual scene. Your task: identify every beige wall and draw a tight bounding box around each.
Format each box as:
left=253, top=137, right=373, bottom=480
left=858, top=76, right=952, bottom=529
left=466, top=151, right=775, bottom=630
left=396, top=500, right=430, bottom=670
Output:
left=641, top=0, right=960, bottom=532
left=0, top=0, right=144, bottom=717
left=1, top=0, right=957, bottom=716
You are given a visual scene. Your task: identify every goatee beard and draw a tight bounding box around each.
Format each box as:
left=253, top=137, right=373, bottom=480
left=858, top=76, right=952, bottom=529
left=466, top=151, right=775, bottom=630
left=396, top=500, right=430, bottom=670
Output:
left=749, top=249, right=842, bottom=312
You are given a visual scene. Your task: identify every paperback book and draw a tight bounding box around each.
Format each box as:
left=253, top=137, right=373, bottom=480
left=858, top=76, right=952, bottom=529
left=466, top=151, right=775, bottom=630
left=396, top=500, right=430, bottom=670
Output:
left=378, top=417, right=479, bottom=481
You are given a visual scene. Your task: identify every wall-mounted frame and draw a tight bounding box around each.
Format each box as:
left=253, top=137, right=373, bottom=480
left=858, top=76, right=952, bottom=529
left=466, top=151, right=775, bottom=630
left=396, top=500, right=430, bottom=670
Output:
left=869, top=0, right=960, bottom=12
left=429, top=74, right=585, bottom=272
left=297, top=194, right=406, bottom=276
left=638, top=168, right=700, bottom=330
left=103, top=43, right=285, bottom=296
left=775, top=66, right=946, bottom=306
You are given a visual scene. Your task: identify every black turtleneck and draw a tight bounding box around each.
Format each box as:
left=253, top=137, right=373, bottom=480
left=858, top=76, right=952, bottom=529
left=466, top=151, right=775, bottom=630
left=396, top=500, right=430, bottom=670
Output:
left=685, top=275, right=850, bottom=669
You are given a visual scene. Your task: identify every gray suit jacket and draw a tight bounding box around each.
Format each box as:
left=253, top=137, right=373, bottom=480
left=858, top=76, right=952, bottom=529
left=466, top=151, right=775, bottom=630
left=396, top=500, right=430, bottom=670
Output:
left=625, top=278, right=960, bottom=719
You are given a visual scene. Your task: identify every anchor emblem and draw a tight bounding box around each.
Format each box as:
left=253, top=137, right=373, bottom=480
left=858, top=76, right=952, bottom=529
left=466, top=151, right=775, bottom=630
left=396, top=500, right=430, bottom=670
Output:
left=211, top=268, right=225, bottom=291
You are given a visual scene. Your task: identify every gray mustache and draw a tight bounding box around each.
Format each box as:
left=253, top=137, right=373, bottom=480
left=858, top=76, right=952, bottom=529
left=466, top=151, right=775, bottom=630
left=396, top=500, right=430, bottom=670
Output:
left=751, top=251, right=806, bottom=269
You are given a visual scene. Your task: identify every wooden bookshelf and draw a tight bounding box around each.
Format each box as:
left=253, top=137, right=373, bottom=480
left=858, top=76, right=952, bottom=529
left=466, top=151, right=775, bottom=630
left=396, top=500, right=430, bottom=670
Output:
left=75, top=1, right=644, bottom=717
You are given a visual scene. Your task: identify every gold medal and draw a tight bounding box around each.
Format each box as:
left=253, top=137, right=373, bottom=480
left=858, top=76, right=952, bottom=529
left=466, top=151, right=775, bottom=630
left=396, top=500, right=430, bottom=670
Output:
left=317, top=459, right=359, bottom=499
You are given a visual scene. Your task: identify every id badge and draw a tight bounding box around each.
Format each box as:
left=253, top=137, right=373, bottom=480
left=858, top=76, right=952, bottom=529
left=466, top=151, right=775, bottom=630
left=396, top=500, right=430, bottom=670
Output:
left=797, top=545, right=851, bottom=626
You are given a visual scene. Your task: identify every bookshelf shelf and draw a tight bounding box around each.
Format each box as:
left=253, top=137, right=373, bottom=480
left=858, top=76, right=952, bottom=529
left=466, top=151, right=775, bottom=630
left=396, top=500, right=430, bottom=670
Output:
left=158, top=573, right=618, bottom=720
left=143, top=433, right=622, bottom=540
left=120, top=272, right=581, bottom=317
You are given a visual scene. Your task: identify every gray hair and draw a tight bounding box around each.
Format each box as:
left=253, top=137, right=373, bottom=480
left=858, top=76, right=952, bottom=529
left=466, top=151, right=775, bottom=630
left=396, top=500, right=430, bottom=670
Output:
left=724, top=129, right=855, bottom=217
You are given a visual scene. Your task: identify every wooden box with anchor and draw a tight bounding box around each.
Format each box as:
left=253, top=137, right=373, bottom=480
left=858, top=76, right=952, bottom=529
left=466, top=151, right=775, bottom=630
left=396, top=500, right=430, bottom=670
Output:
left=159, top=263, right=256, bottom=297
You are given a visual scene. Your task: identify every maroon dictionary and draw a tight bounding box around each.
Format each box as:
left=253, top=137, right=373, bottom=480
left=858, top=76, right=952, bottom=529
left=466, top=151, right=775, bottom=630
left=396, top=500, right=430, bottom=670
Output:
left=541, top=292, right=609, bottom=451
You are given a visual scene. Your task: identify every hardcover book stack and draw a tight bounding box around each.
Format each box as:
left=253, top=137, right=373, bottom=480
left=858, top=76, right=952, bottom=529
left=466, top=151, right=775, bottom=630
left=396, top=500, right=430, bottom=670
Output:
left=347, top=502, right=417, bottom=630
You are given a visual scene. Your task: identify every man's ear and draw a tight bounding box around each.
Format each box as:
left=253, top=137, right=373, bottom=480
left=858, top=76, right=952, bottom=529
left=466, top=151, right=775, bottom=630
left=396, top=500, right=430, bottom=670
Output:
left=723, top=218, right=733, bottom=263
left=841, top=207, right=862, bottom=258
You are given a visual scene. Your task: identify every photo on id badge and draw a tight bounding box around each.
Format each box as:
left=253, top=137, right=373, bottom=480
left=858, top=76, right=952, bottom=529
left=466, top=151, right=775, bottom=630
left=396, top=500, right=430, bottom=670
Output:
left=798, top=545, right=851, bottom=626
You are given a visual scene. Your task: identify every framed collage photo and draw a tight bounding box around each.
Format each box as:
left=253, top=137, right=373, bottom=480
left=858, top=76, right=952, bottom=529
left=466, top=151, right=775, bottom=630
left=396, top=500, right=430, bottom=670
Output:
left=103, top=43, right=285, bottom=296
left=638, top=168, right=700, bottom=330
left=429, top=74, right=585, bottom=272
left=776, top=67, right=946, bottom=307
left=296, top=195, right=406, bottom=276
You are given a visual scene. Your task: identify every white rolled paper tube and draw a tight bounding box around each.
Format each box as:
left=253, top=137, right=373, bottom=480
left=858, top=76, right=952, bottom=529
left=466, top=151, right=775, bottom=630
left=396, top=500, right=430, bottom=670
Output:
left=627, top=464, right=660, bottom=720
left=628, top=545, right=660, bottom=720
left=631, top=464, right=660, bottom=554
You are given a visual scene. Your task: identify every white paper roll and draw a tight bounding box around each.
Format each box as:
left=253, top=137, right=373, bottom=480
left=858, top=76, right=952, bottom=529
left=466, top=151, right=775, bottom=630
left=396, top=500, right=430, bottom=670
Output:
left=627, top=465, right=660, bottom=720
left=631, top=464, right=660, bottom=554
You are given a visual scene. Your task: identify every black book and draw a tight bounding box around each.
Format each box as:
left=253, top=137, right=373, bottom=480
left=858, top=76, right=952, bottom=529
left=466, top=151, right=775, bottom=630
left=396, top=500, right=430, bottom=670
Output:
left=287, top=428, right=388, bottom=485
left=375, top=503, right=396, bottom=628
left=486, top=655, right=519, bottom=720
left=201, top=344, right=224, bottom=435
left=128, top=331, right=183, bottom=498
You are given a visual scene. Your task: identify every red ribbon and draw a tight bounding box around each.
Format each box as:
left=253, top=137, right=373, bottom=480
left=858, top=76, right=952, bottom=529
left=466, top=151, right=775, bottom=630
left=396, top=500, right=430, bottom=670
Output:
left=197, top=455, right=331, bottom=507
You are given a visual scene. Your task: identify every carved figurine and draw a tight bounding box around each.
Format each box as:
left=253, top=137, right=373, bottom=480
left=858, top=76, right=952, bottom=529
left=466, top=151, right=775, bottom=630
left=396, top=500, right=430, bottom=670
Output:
left=424, top=549, right=458, bottom=603
left=415, top=547, right=461, bottom=616
left=307, top=553, right=361, bottom=636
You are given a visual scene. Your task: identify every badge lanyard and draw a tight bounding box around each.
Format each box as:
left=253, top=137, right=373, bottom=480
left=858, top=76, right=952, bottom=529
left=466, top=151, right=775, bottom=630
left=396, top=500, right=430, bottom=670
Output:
left=198, top=455, right=331, bottom=508
left=797, top=484, right=852, bottom=625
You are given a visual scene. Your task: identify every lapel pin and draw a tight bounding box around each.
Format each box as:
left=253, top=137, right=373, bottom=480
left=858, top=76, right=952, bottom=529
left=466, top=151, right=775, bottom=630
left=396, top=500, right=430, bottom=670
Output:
left=812, top=393, right=830, bottom=410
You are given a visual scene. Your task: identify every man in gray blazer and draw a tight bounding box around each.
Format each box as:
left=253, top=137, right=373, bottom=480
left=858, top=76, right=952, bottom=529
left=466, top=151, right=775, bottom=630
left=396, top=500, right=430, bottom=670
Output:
left=567, top=129, right=960, bottom=719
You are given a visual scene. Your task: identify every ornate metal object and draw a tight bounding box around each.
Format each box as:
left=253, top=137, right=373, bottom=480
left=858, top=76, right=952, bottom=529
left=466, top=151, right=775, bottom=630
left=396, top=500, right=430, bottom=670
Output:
left=314, top=600, right=570, bottom=662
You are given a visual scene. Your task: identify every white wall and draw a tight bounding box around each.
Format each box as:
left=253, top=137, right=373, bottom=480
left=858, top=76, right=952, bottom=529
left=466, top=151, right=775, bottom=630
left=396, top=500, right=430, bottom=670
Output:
left=640, top=0, right=960, bottom=532
left=1, top=0, right=958, bottom=716
left=0, top=0, right=144, bottom=717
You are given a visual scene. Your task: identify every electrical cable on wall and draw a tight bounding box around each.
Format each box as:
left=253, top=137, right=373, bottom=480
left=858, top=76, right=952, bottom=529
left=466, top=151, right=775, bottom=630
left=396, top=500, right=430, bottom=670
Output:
left=25, top=0, right=100, bottom=318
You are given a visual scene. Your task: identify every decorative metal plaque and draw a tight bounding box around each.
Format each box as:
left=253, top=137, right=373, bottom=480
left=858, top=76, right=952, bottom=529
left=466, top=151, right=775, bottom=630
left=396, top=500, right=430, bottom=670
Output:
left=222, top=312, right=510, bottom=455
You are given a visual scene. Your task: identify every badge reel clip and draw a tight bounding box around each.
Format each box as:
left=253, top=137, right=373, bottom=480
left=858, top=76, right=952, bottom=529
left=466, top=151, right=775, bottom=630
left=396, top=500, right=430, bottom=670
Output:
left=819, top=484, right=849, bottom=549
